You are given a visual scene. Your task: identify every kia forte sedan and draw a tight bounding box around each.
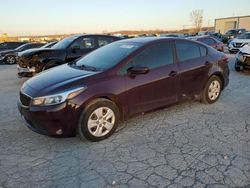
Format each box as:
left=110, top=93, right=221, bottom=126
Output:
left=18, top=38, right=229, bottom=141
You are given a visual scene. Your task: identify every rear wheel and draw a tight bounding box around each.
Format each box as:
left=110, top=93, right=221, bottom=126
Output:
left=201, top=76, right=222, bottom=104
left=78, top=98, right=119, bottom=142
left=4, top=56, right=16, bottom=64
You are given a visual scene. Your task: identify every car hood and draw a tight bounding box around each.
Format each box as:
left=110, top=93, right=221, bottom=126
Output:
left=23, top=64, right=100, bottom=97
left=239, top=45, right=250, bottom=54
left=18, top=48, right=63, bottom=58
left=231, top=38, right=250, bottom=43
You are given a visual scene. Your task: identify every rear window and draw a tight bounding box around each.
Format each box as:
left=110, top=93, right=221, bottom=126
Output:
left=176, top=41, right=207, bottom=62
left=199, top=38, right=216, bottom=45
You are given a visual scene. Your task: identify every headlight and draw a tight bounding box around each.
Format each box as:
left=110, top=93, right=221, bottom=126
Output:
left=31, top=87, right=86, bottom=106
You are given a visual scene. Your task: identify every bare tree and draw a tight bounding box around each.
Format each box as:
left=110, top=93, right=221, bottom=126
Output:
left=190, top=10, right=204, bottom=32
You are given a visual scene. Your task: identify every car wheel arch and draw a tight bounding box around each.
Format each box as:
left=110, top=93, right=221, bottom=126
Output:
left=42, top=60, right=62, bottom=70
left=82, top=95, right=124, bottom=121
left=207, top=73, right=225, bottom=90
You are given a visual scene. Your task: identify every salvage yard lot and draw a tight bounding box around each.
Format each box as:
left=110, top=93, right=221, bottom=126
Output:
left=0, top=53, right=249, bottom=187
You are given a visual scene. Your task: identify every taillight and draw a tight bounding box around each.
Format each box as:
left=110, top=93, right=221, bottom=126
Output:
left=218, top=55, right=228, bottom=66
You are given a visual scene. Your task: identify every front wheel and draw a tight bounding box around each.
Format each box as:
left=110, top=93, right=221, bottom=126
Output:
left=78, top=99, right=119, bottom=142
left=4, top=56, right=16, bottom=64
left=201, top=76, right=222, bottom=104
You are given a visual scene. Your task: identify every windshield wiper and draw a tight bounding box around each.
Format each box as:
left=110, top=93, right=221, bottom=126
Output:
left=78, top=64, right=99, bottom=71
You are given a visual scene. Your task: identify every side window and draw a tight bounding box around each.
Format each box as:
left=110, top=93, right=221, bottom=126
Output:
left=129, top=42, right=174, bottom=69
left=200, top=38, right=216, bottom=45
left=200, top=45, right=207, bottom=57
left=72, top=37, right=96, bottom=49
left=176, top=41, right=205, bottom=62
left=98, top=37, right=115, bottom=47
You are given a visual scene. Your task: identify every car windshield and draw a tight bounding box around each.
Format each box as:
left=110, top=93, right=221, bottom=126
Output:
left=72, top=41, right=142, bottom=71
left=237, top=33, right=250, bottom=39
left=41, top=42, right=55, bottom=48
left=15, top=43, right=30, bottom=50
left=52, top=36, right=78, bottom=49
left=226, top=30, right=237, bottom=35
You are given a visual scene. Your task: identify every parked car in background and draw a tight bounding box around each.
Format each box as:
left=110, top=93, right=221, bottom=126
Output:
left=222, top=28, right=246, bottom=44
left=210, top=32, right=223, bottom=41
left=188, top=36, right=224, bottom=52
left=235, top=44, right=250, bottom=71
left=41, top=41, right=57, bottom=48
left=228, top=32, right=250, bottom=53
left=198, top=31, right=214, bottom=36
left=0, top=42, right=27, bottom=52
left=18, top=37, right=229, bottom=141
left=0, top=43, right=44, bottom=64
left=160, top=33, right=184, bottom=38
left=17, top=34, right=121, bottom=77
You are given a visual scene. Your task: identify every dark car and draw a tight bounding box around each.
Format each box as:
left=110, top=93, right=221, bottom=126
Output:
left=0, top=42, right=27, bottom=52
left=18, top=37, right=229, bottom=141
left=0, top=43, right=44, bottom=64
left=235, top=44, right=250, bottom=71
left=40, top=41, right=57, bottom=48
left=222, top=28, right=246, bottom=43
left=189, top=36, right=224, bottom=52
left=16, top=34, right=121, bottom=78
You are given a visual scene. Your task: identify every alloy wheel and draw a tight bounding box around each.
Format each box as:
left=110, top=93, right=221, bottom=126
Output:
left=208, top=80, right=221, bottom=101
left=6, top=56, right=16, bottom=64
left=87, top=107, right=115, bottom=137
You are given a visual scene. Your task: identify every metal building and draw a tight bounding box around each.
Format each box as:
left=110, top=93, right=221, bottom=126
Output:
left=215, top=15, right=250, bottom=34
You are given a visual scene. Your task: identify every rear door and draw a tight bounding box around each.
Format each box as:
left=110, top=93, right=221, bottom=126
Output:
left=121, top=41, right=179, bottom=116
left=175, top=40, right=210, bottom=98
left=66, top=36, right=97, bottom=62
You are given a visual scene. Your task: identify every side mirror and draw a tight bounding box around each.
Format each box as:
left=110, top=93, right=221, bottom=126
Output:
left=71, top=46, right=80, bottom=53
left=127, top=66, right=149, bottom=76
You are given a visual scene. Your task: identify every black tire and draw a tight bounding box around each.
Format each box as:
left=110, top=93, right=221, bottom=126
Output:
left=201, top=75, right=222, bottom=104
left=78, top=98, right=119, bottom=142
left=235, top=63, right=241, bottom=72
left=4, top=56, right=16, bottom=64
left=42, top=61, right=59, bottom=71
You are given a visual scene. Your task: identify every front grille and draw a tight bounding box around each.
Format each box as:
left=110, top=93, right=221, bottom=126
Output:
left=20, top=92, right=31, bottom=106
left=233, top=43, right=244, bottom=47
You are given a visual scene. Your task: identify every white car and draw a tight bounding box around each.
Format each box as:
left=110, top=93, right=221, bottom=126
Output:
left=235, top=44, right=250, bottom=71
left=228, top=32, right=250, bottom=53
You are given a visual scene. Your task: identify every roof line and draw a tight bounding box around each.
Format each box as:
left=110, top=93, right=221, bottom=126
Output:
left=215, top=15, right=250, bottom=21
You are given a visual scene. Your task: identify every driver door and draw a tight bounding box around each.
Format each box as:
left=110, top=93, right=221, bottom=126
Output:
left=66, top=36, right=97, bottom=62
left=121, top=42, right=179, bottom=116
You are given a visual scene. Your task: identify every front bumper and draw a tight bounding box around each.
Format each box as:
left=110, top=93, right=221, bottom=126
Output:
left=17, top=101, right=82, bottom=137
left=0, top=56, right=4, bottom=63
left=17, top=65, right=36, bottom=78
left=236, top=56, right=250, bottom=69
left=228, top=45, right=241, bottom=52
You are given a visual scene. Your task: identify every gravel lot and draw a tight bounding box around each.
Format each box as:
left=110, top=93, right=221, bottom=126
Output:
left=0, top=53, right=249, bottom=188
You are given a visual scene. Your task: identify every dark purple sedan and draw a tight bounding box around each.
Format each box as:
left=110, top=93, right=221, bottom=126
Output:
left=18, top=37, right=229, bottom=141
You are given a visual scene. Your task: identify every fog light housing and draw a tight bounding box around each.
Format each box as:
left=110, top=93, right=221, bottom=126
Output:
left=56, top=129, right=63, bottom=135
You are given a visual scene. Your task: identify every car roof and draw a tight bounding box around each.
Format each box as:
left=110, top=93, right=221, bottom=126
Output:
left=188, top=35, right=212, bottom=39
left=70, top=34, right=120, bottom=38
left=117, top=37, right=176, bottom=44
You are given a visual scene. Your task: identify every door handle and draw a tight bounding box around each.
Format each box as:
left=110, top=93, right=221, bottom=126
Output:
left=169, top=71, right=177, bottom=77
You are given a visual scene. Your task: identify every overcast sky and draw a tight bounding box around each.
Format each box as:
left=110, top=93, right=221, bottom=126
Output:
left=1, top=0, right=250, bottom=36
